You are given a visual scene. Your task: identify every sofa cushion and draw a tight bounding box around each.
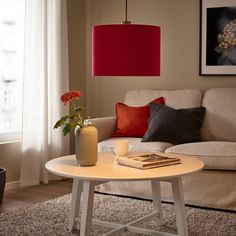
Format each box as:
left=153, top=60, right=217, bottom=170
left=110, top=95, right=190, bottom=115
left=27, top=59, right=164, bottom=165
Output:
left=142, top=103, right=206, bottom=144
left=125, top=89, right=202, bottom=109
left=166, top=141, right=236, bottom=170
left=112, top=103, right=151, bottom=138
left=98, top=137, right=173, bottom=153
left=112, top=97, right=165, bottom=138
left=201, top=88, right=236, bottom=142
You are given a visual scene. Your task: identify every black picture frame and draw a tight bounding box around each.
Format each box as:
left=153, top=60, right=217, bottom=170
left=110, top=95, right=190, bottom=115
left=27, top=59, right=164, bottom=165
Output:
left=200, top=0, right=236, bottom=76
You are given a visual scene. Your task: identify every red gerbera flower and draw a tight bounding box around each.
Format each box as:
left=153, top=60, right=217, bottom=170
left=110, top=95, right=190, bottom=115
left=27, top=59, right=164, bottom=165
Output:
left=61, top=90, right=81, bottom=105
left=55, top=89, right=91, bottom=136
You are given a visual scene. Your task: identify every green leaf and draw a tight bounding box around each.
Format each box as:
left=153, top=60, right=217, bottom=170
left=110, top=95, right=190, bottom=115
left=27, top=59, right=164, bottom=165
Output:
left=61, top=115, right=69, bottom=122
left=54, top=120, right=61, bottom=129
left=214, top=47, right=224, bottom=54
left=70, top=122, right=78, bottom=129
left=217, top=34, right=223, bottom=43
left=63, top=123, right=71, bottom=136
left=54, top=115, right=69, bottom=129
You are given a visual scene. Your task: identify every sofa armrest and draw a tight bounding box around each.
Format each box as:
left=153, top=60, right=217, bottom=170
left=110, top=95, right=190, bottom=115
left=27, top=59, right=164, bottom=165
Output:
left=90, top=116, right=116, bottom=142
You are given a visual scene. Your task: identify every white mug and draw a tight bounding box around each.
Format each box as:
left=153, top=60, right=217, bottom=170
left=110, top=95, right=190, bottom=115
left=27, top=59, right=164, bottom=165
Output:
left=114, top=140, right=129, bottom=156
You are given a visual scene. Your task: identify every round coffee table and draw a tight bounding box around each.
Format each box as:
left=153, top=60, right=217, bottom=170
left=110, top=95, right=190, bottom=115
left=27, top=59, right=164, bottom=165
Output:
left=45, top=152, right=204, bottom=236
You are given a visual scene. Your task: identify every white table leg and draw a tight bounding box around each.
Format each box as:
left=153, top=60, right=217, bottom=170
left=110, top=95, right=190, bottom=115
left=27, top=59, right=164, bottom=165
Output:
left=80, top=180, right=95, bottom=236
left=151, top=180, right=161, bottom=225
left=68, top=179, right=83, bottom=231
left=171, top=177, right=188, bottom=236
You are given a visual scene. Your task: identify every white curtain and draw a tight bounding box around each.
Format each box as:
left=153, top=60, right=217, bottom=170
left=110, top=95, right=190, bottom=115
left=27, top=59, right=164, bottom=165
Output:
left=20, top=0, right=70, bottom=186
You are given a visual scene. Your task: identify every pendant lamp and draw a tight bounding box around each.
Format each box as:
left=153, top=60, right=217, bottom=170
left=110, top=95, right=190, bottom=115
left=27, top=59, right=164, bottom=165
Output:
left=92, top=0, right=161, bottom=76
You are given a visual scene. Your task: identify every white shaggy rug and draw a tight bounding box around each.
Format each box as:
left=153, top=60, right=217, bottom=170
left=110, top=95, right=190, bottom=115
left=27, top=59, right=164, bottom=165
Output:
left=0, top=193, right=235, bottom=236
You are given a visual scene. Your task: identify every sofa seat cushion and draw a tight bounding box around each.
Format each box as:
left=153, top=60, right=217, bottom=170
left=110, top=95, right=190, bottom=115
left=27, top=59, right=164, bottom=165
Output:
left=98, top=137, right=173, bottom=153
left=166, top=141, right=236, bottom=170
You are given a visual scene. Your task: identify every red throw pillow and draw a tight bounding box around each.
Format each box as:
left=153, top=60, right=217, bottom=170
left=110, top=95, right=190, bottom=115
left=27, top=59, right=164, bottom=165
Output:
left=112, top=97, right=165, bottom=137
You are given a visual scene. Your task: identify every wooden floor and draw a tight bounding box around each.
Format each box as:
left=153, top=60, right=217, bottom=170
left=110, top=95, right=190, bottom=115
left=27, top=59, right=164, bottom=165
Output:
left=0, top=179, right=72, bottom=213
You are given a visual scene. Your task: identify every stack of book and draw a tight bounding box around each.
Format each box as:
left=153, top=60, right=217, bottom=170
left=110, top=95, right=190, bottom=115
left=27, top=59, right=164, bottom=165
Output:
left=116, top=153, right=181, bottom=170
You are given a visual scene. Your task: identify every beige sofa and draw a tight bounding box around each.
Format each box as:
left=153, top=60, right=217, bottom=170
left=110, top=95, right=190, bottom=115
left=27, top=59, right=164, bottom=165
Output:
left=92, top=88, right=236, bottom=211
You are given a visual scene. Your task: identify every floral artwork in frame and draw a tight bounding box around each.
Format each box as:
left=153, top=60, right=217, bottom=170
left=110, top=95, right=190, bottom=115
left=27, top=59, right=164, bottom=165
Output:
left=200, top=0, right=236, bottom=76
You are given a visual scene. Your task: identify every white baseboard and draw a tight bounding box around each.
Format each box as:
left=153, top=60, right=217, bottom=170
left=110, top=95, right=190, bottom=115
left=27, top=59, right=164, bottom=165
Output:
left=5, top=177, right=67, bottom=191
left=19, top=180, right=40, bottom=187
left=5, top=180, right=20, bottom=191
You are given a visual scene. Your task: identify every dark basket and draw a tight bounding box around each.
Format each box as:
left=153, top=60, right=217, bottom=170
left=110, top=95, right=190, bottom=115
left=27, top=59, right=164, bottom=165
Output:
left=0, top=167, right=6, bottom=204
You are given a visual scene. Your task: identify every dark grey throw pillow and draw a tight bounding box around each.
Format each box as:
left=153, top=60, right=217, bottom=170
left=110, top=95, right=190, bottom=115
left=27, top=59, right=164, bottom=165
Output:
left=142, top=103, right=206, bottom=144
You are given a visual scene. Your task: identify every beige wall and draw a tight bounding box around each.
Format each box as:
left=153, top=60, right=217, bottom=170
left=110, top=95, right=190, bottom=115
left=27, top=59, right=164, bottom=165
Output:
left=0, top=142, right=21, bottom=183
left=85, top=0, right=236, bottom=117
left=67, top=0, right=86, bottom=153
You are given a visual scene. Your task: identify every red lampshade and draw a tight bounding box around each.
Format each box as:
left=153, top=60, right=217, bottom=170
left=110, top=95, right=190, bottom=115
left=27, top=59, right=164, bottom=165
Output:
left=92, top=24, right=161, bottom=76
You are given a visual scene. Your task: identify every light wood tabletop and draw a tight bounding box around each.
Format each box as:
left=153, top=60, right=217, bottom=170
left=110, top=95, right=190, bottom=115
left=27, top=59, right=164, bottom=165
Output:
left=45, top=152, right=204, bottom=181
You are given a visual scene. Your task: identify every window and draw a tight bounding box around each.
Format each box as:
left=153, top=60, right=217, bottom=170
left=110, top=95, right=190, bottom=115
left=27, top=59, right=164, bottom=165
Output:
left=0, top=0, right=25, bottom=142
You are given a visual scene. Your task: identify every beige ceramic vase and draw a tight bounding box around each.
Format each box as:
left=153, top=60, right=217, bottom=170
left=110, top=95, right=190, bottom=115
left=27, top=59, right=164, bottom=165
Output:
left=74, top=125, right=98, bottom=166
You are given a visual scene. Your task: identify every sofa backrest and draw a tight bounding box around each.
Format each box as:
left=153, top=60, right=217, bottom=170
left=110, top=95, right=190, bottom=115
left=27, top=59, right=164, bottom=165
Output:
left=201, top=88, right=236, bottom=141
left=124, top=89, right=202, bottom=109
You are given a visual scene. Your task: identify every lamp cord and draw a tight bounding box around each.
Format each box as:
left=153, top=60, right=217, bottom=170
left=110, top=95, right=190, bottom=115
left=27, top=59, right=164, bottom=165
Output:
left=125, top=0, right=128, bottom=22
left=123, top=0, right=131, bottom=24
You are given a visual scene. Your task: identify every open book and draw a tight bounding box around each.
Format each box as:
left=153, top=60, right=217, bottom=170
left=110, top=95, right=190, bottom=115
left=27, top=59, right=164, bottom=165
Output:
left=116, top=153, right=181, bottom=170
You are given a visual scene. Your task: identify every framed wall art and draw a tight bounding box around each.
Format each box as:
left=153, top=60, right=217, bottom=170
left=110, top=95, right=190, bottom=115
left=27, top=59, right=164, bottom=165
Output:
left=200, top=0, right=236, bottom=76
